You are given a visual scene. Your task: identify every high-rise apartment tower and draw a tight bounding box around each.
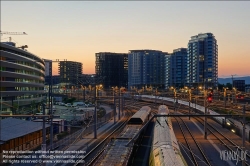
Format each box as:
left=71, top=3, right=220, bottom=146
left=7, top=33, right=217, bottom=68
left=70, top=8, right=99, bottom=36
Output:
left=187, top=33, right=218, bottom=88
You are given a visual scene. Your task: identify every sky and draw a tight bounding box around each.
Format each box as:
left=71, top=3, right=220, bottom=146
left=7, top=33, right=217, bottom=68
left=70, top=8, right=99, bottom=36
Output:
left=1, top=1, right=250, bottom=78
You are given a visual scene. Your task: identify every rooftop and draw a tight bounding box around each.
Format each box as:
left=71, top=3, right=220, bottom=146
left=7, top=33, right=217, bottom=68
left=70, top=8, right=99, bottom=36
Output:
left=0, top=118, right=50, bottom=143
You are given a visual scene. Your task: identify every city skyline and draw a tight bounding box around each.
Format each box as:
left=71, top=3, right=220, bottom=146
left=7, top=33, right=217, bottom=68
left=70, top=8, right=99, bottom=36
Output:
left=1, top=1, right=250, bottom=77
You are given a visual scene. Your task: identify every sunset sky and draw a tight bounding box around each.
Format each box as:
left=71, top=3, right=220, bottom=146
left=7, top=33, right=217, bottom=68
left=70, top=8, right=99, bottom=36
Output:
left=1, top=1, right=250, bottom=78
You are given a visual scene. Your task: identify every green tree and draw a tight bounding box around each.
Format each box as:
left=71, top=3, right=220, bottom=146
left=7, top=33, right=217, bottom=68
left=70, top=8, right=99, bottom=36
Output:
left=12, top=102, right=19, bottom=114
left=225, top=83, right=232, bottom=90
left=97, top=107, right=106, bottom=118
left=30, top=100, right=37, bottom=114
left=218, top=83, right=225, bottom=91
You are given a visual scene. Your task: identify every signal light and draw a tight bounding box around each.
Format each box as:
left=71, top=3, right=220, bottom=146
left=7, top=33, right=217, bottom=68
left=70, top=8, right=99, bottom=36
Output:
left=207, top=94, right=212, bottom=102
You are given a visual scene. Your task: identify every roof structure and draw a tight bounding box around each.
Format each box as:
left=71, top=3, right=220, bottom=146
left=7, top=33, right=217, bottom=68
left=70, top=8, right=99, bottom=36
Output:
left=0, top=118, right=50, bottom=143
left=128, top=106, right=151, bottom=124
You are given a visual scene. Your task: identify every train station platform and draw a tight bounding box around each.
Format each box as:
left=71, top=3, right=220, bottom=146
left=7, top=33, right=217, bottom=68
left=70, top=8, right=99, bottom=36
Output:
left=46, top=107, right=126, bottom=166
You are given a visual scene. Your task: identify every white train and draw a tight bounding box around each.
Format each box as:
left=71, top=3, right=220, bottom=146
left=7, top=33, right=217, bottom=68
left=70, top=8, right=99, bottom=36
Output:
left=136, top=95, right=226, bottom=124
left=94, top=106, right=151, bottom=165
left=138, top=95, right=250, bottom=142
left=149, top=105, right=187, bottom=166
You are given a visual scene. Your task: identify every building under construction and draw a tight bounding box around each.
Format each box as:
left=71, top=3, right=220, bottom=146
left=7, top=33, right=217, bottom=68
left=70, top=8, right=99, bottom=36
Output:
left=58, top=61, right=82, bottom=87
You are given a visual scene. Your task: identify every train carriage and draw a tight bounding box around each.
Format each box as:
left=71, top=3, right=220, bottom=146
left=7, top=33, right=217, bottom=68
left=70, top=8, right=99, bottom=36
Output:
left=149, top=105, right=187, bottom=166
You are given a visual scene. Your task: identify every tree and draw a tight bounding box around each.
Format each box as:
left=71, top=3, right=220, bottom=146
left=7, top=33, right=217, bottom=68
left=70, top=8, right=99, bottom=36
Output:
left=30, top=100, right=37, bottom=114
left=225, top=83, right=232, bottom=90
left=97, top=107, right=106, bottom=118
left=12, top=102, right=19, bottom=114
left=218, top=83, right=225, bottom=91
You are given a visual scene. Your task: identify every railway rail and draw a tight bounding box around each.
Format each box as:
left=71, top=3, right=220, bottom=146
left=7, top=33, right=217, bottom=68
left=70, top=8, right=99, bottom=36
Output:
left=174, top=117, right=212, bottom=166
left=73, top=108, right=134, bottom=166
left=179, top=109, right=250, bottom=166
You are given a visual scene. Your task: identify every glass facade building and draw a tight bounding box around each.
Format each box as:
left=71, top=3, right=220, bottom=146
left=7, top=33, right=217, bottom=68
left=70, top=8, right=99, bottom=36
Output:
left=0, top=42, right=45, bottom=114
left=165, top=48, right=187, bottom=88
left=95, top=52, right=128, bottom=89
left=187, top=33, right=218, bottom=88
left=128, top=50, right=165, bottom=89
left=58, top=61, right=82, bottom=87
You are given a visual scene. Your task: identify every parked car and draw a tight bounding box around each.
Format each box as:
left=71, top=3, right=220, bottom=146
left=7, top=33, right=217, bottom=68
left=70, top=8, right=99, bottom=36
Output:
left=72, top=102, right=85, bottom=107
left=88, top=104, right=95, bottom=107
left=58, top=102, right=65, bottom=106
left=65, top=103, right=72, bottom=107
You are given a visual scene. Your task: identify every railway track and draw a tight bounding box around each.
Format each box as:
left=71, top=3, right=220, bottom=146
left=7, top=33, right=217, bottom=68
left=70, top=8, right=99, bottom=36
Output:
left=194, top=117, right=250, bottom=166
left=73, top=108, right=135, bottom=166
left=174, top=117, right=212, bottom=166
left=179, top=109, right=250, bottom=166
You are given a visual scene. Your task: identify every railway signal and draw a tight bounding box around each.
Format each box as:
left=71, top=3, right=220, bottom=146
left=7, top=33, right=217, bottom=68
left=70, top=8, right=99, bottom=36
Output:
left=207, top=96, right=212, bottom=103
left=207, top=90, right=213, bottom=103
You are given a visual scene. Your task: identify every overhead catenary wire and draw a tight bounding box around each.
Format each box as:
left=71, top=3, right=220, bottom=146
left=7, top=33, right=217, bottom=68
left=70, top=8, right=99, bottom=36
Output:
left=178, top=141, right=210, bottom=166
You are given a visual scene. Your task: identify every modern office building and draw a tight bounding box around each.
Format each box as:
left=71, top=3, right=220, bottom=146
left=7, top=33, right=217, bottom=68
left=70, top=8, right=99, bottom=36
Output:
left=44, top=59, right=52, bottom=85
left=95, top=52, right=128, bottom=89
left=44, top=59, right=52, bottom=76
left=45, top=75, right=60, bottom=85
left=58, top=61, right=82, bottom=87
left=165, top=54, right=171, bottom=89
left=128, top=50, right=165, bottom=89
left=78, top=74, right=96, bottom=85
left=0, top=42, right=45, bottom=114
left=165, top=48, right=187, bottom=88
left=187, top=33, right=218, bottom=88
left=233, top=80, right=245, bottom=92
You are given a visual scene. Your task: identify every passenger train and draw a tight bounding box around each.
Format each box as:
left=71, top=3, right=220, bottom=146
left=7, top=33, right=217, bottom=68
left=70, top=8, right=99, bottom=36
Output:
left=94, top=106, right=151, bottom=165
left=135, top=95, right=249, bottom=143
left=149, top=105, right=187, bottom=166
left=135, top=95, right=224, bottom=124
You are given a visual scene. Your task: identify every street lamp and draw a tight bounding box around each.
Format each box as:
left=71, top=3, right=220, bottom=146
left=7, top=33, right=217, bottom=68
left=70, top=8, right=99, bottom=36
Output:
left=204, top=89, right=208, bottom=139
left=81, top=85, right=86, bottom=101
left=223, top=87, right=228, bottom=108
left=242, top=105, right=247, bottom=166
left=188, top=89, right=192, bottom=120
left=170, top=87, right=177, bottom=113
left=233, top=87, right=237, bottom=104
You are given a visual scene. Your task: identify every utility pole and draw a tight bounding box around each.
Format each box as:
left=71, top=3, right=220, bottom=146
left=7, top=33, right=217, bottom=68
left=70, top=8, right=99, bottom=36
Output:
left=173, top=88, right=177, bottom=114
left=204, top=89, right=207, bottom=139
left=155, top=88, right=157, bottom=105
left=42, top=103, right=46, bottom=151
left=94, top=84, right=97, bottom=139
left=122, top=93, right=124, bottom=116
left=231, top=74, right=236, bottom=88
left=242, top=105, right=246, bottom=166
left=231, top=74, right=236, bottom=103
left=119, top=88, right=121, bottom=120
left=83, top=87, right=86, bottom=101
left=224, top=87, right=227, bottom=108
left=189, top=89, right=191, bottom=120
left=48, top=60, right=53, bottom=150
left=41, top=103, right=46, bottom=166
left=77, top=88, right=79, bottom=101
left=113, top=89, right=116, bottom=124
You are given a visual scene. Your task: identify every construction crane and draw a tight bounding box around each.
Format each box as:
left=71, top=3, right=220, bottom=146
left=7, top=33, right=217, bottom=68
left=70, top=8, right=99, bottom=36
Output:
left=0, top=31, right=27, bottom=35
left=0, top=31, right=28, bottom=44
left=17, top=45, right=28, bottom=50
